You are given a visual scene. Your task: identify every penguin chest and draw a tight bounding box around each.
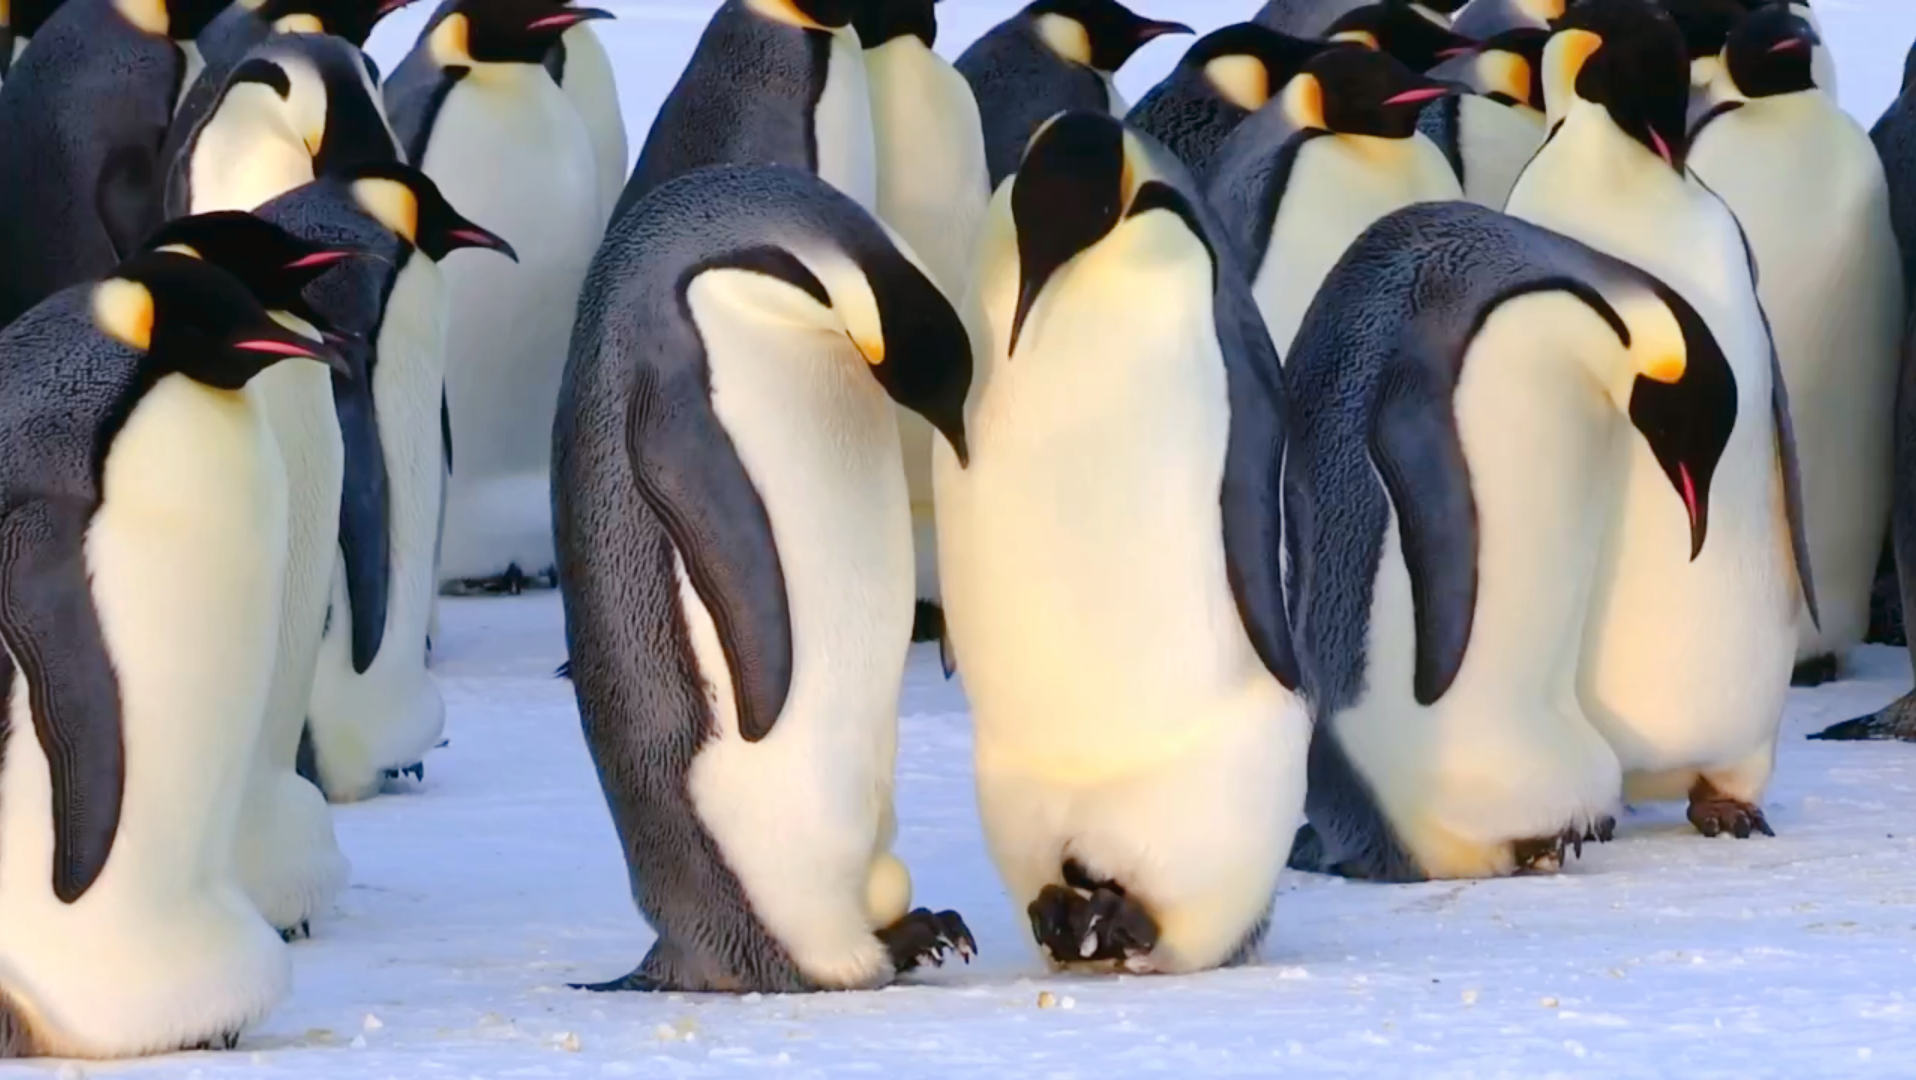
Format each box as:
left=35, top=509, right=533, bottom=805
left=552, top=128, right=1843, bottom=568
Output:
left=1456, top=100, right=1544, bottom=209
left=185, top=97, right=317, bottom=214
left=1256, top=134, right=1462, bottom=352
left=372, top=261, right=453, bottom=554
left=556, top=24, right=627, bottom=222
left=865, top=40, right=989, bottom=297
left=812, top=29, right=878, bottom=211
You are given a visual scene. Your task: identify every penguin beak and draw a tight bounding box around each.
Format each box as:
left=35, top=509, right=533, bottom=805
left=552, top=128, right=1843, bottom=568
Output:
left=1626, top=309, right=1737, bottom=563
left=374, top=0, right=415, bottom=14
left=528, top=8, right=613, bottom=31
left=1137, top=18, right=1193, bottom=42
left=1382, top=85, right=1453, bottom=106
left=446, top=225, right=518, bottom=262
left=235, top=334, right=352, bottom=378
left=1007, top=112, right=1128, bottom=358
left=284, top=249, right=357, bottom=270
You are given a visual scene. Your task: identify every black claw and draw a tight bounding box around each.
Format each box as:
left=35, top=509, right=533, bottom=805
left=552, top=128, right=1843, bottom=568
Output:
left=935, top=910, right=977, bottom=961
left=880, top=908, right=969, bottom=973
left=1028, top=884, right=1087, bottom=962
left=555, top=659, right=572, bottom=679
left=278, top=920, right=311, bottom=943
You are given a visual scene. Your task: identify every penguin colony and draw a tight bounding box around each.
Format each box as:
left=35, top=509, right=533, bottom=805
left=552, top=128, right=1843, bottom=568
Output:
left=0, top=0, right=1912, bottom=1059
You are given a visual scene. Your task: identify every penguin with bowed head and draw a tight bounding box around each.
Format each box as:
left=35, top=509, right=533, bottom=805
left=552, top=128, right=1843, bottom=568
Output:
left=554, top=164, right=975, bottom=993
left=271, top=164, right=515, bottom=804
left=386, top=0, right=606, bottom=594
left=1255, top=0, right=1466, bottom=37
left=1208, top=47, right=1461, bottom=356
left=0, top=250, right=346, bottom=1059
left=954, top=0, right=1191, bottom=188
left=1506, top=0, right=1816, bottom=839
left=1689, top=5, right=1901, bottom=689
left=617, top=0, right=873, bottom=224
left=938, top=112, right=1304, bottom=974
left=1127, top=23, right=1340, bottom=181
left=855, top=0, right=989, bottom=642
left=1418, top=27, right=1550, bottom=207
left=0, top=0, right=67, bottom=84
left=1450, top=0, right=1563, bottom=37
left=1321, top=0, right=1478, bottom=72
left=1286, top=202, right=1741, bottom=880
left=0, top=0, right=230, bottom=328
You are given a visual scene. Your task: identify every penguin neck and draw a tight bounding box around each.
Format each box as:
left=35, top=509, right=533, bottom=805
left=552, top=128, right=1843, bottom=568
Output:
left=445, top=58, right=548, bottom=91
left=1520, top=104, right=1692, bottom=230
left=189, top=91, right=315, bottom=213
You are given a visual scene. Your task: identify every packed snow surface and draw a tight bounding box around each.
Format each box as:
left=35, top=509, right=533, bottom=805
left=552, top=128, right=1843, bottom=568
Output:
left=12, top=0, right=1916, bottom=1076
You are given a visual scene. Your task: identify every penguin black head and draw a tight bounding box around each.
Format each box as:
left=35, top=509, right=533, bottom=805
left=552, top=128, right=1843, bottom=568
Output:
left=1655, top=0, right=1745, bottom=61
left=95, top=253, right=349, bottom=388
left=140, top=211, right=373, bottom=342
left=1618, top=280, right=1738, bottom=560
left=173, top=0, right=238, bottom=37
left=1545, top=0, right=1690, bottom=171
left=1325, top=0, right=1477, bottom=73
left=1470, top=27, right=1551, bottom=109
left=252, top=0, right=419, bottom=47
left=1007, top=111, right=1215, bottom=357
left=1182, top=22, right=1339, bottom=113
left=1282, top=47, right=1458, bottom=139
left=430, top=0, right=613, bottom=67
left=8, top=0, right=65, bottom=37
left=1720, top=3, right=1818, bottom=97
left=1025, top=0, right=1192, bottom=73
left=851, top=0, right=935, bottom=48
left=339, top=161, right=520, bottom=263
left=214, top=37, right=399, bottom=179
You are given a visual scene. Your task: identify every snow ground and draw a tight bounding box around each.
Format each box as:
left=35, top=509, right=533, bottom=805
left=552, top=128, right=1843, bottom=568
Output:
left=16, top=1, right=1916, bottom=1076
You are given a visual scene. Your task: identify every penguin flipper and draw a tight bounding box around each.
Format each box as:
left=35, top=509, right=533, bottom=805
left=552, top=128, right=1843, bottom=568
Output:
left=0, top=499, right=125, bottom=903
left=96, top=143, right=163, bottom=263
left=1370, top=359, right=1478, bottom=708
left=334, top=352, right=391, bottom=673
left=1769, top=330, right=1819, bottom=629
left=627, top=364, right=793, bottom=742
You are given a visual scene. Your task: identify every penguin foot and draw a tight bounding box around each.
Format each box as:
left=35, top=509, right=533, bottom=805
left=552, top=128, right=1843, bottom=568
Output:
left=569, top=970, right=666, bottom=993
left=278, top=920, right=311, bottom=943
left=382, top=762, right=425, bottom=783
left=879, top=908, right=976, bottom=973
left=555, top=659, right=572, bottom=679
left=1028, top=861, right=1160, bottom=968
left=442, top=564, right=556, bottom=596
left=1687, top=782, right=1773, bottom=839
left=1790, top=653, right=1840, bottom=687
left=191, top=1030, right=242, bottom=1051
left=1584, top=816, right=1617, bottom=844
left=1810, top=691, right=1916, bottom=741
left=1513, top=821, right=1610, bottom=874
left=911, top=602, right=946, bottom=644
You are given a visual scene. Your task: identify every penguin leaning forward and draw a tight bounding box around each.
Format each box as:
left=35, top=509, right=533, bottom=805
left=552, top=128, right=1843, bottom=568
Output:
left=554, top=165, right=975, bottom=993
left=0, top=251, right=346, bottom=1059
left=1689, top=5, right=1902, bottom=689
left=954, top=0, right=1191, bottom=188
left=1285, top=202, right=1738, bottom=880
left=386, top=0, right=607, bottom=593
left=1126, top=22, right=1338, bottom=181
left=1505, top=0, right=1816, bottom=839
left=939, top=112, right=1305, bottom=974
left=0, top=0, right=229, bottom=327
left=618, top=0, right=875, bottom=223
left=1209, top=47, right=1461, bottom=356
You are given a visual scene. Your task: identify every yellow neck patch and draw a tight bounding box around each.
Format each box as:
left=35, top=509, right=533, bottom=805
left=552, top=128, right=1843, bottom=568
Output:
left=113, top=0, right=168, bottom=36
left=352, top=177, right=420, bottom=245
left=1522, top=0, right=1566, bottom=21
left=0, top=0, right=12, bottom=30
left=428, top=12, right=472, bottom=66
left=273, top=13, right=325, bottom=33
left=95, top=279, right=157, bottom=350
left=746, top=0, right=829, bottom=31
left=1329, top=29, right=1379, bottom=51
left=1205, top=54, right=1271, bottom=112
left=1282, top=72, right=1327, bottom=131
left=1543, top=29, right=1603, bottom=124
left=1036, top=14, right=1092, bottom=67
left=1480, top=50, right=1533, bottom=107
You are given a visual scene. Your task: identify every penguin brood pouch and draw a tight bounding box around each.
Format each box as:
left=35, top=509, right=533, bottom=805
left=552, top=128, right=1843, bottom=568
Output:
left=552, top=164, right=975, bottom=993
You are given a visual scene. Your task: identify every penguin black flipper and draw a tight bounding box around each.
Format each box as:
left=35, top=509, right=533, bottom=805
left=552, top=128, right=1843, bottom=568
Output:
left=1769, top=327, right=1819, bottom=627
left=96, top=143, right=164, bottom=263
left=383, top=50, right=465, bottom=167
left=1207, top=126, right=1328, bottom=272
left=333, top=342, right=391, bottom=673
left=0, top=499, right=124, bottom=903
left=626, top=358, right=794, bottom=743
left=1417, top=94, right=1465, bottom=185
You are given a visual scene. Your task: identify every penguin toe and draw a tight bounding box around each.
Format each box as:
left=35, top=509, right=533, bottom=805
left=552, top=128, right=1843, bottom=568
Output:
left=278, top=920, right=311, bottom=943
left=1082, top=887, right=1159, bottom=963
left=1790, top=653, right=1840, bottom=687
left=1584, top=816, right=1617, bottom=845
left=934, top=910, right=977, bottom=962
left=570, top=970, right=665, bottom=993
left=880, top=908, right=967, bottom=973
left=1687, top=796, right=1774, bottom=840
left=1027, top=884, right=1090, bottom=963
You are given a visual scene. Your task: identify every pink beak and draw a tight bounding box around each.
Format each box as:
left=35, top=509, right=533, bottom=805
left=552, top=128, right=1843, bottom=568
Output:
left=285, top=250, right=354, bottom=269
left=526, top=12, right=582, bottom=29
left=374, top=0, right=413, bottom=14
left=1770, top=37, right=1809, bottom=53
left=1649, top=127, right=1674, bottom=166
left=1435, top=46, right=1475, bottom=58
left=235, top=339, right=319, bottom=357
left=1382, top=87, right=1451, bottom=106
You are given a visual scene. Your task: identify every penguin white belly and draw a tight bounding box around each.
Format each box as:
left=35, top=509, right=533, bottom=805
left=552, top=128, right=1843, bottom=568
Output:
left=306, top=261, right=451, bottom=802
left=1691, top=97, right=1903, bottom=664
left=231, top=361, right=347, bottom=930
left=0, top=377, right=289, bottom=1058
left=675, top=275, right=913, bottom=990
left=1254, top=133, right=1462, bottom=354
left=184, top=98, right=315, bottom=215
left=428, top=68, right=601, bottom=586
left=1329, top=297, right=1625, bottom=880
left=1510, top=142, right=1796, bottom=794
left=557, top=23, right=627, bottom=225
left=940, top=216, right=1307, bottom=973
left=866, top=38, right=991, bottom=608
left=1458, top=99, right=1544, bottom=209
left=812, top=27, right=878, bottom=212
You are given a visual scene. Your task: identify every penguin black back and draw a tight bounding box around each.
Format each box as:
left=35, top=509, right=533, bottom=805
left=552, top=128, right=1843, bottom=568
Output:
left=1126, top=24, right=1337, bottom=180
left=1324, top=0, right=1476, bottom=72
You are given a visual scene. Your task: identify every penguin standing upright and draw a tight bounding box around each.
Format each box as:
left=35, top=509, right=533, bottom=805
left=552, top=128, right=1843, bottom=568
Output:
left=856, top=0, right=989, bottom=639
left=1450, top=0, right=1562, bottom=38
left=0, top=0, right=67, bottom=83
left=1126, top=23, right=1336, bottom=180
left=940, top=113, right=1305, bottom=974
left=1209, top=48, right=1461, bottom=355
left=954, top=0, right=1191, bottom=187
left=616, top=0, right=873, bottom=223
left=386, top=0, right=606, bottom=592
left=555, top=165, right=975, bottom=993
left=1418, top=28, right=1549, bottom=207
left=1689, top=6, right=1902, bottom=686
left=0, top=0, right=229, bottom=327
left=1505, top=0, right=1816, bottom=839
left=269, top=164, right=516, bottom=804
left=0, top=252, right=344, bottom=1059
left=1285, top=202, right=1738, bottom=880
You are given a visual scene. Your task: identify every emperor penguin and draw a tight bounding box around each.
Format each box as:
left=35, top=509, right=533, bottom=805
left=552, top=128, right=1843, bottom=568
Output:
left=1418, top=28, right=1550, bottom=207
left=0, top=0, right=230, bottom=327
left=1505, top=0, right=1816, bottom=839
left=268, top=163, right=516, bottom=805
left=386, top=0, right=607, bottom=593
left=1322, top=1, right=1478, bottom=72
left=1285, top=202, right=1739, bottom=880
left=1208, top=47, right=1461, bottom=356
left=616, top=0, right=873, bottom=224
left=1255, top=0, right=1465, bottom=37
left=0, top=0, right=66, bottom=83
left=856, top=0, right=990, bottom=640
left=939, top=112, right=1306, bottom=974
left=0, top=251, right=344, bottom=1058
left=953, top=0, right=1192, bottom=187
left=1126, top=23, right=1338, bottom=180
left=554, top=164, right=976, bottom=993
left=1690, top=6, right=1902, bottom=688
left=1450, top=0, right=1563, bottom=38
